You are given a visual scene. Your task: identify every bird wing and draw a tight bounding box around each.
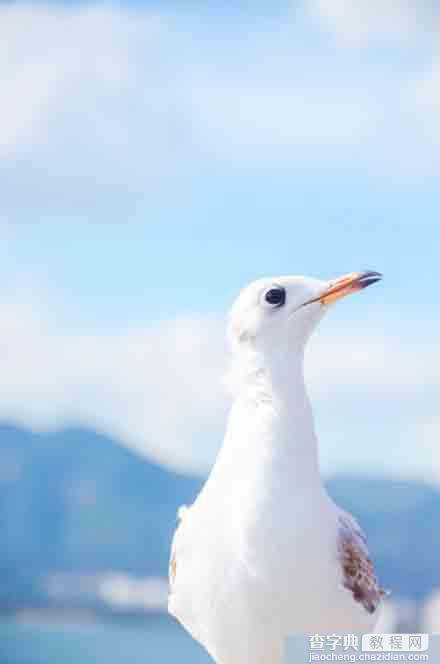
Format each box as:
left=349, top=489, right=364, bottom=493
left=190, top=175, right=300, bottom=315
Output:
left=337, top=507, right=386, bottom=614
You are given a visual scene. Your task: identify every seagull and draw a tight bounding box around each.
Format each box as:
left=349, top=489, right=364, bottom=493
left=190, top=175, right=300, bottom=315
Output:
left=169, top=271, right=385, bottom=664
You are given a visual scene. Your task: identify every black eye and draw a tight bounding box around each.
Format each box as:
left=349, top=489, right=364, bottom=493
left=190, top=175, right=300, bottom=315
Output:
left=264, top=286, right=286, bottom=307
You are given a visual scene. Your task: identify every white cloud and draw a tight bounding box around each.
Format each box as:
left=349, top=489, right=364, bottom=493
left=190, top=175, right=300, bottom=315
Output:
left=307, top=324, right=440, bottom=484
left=309, top=0, right=440, bottom=47
left=0, top=286, right=228, bottom=472
left=187, top=75, right=381, bottom=162
left=0, top=283, right=439, bottom=484
left=1, top=3, right=440, bottom=204
left=0, top=5, right=187, bottom=201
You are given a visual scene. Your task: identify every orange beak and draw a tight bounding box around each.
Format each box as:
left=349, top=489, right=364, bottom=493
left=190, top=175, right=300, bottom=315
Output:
left=304, top=270, right=382, bottom=306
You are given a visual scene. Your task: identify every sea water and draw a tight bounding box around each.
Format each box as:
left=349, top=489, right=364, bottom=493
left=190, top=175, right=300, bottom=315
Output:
left=0, top=613, right=211, bottom=664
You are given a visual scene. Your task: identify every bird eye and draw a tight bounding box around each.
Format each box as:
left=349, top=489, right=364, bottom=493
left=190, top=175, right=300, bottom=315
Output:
left=264, top=286, right=286, bottom=308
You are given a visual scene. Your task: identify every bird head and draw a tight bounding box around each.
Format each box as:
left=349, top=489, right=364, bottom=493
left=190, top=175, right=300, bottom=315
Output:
left=227, top=271, right=382, bottom=357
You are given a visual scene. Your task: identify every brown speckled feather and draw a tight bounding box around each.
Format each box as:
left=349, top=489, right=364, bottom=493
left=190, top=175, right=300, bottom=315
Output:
left=337, top=508, right=387, bottom=614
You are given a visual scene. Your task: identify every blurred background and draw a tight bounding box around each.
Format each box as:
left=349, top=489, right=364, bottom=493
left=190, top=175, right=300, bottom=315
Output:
left=1, top=1, right=440, bottom=662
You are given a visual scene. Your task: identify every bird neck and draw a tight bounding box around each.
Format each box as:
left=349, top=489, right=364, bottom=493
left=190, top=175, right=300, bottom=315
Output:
left=226, top=347, right=322, bottom=487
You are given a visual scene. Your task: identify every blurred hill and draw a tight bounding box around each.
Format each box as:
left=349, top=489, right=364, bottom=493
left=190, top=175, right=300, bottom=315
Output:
left=0, top=425, right=201, bottom=606
left=0, top=425, right=438, bottom=606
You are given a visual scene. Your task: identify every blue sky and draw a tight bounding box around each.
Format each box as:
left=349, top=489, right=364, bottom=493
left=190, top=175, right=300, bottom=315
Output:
left=1, top=1, right=440, bottom=482
left=7, top=177, right=440, bottom=323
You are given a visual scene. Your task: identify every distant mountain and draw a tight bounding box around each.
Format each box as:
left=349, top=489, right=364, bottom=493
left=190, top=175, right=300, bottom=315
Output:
left=0, top=425, right=202, bottom=605
left=0, top=424, right=438, bottom=605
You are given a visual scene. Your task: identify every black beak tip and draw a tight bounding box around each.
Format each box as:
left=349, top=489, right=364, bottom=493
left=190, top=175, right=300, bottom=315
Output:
left=359, top=270, right=383, bottom=288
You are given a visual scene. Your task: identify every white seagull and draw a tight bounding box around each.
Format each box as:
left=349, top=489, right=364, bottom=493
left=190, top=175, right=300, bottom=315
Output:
left=169, top=271, right=385, bottom=664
